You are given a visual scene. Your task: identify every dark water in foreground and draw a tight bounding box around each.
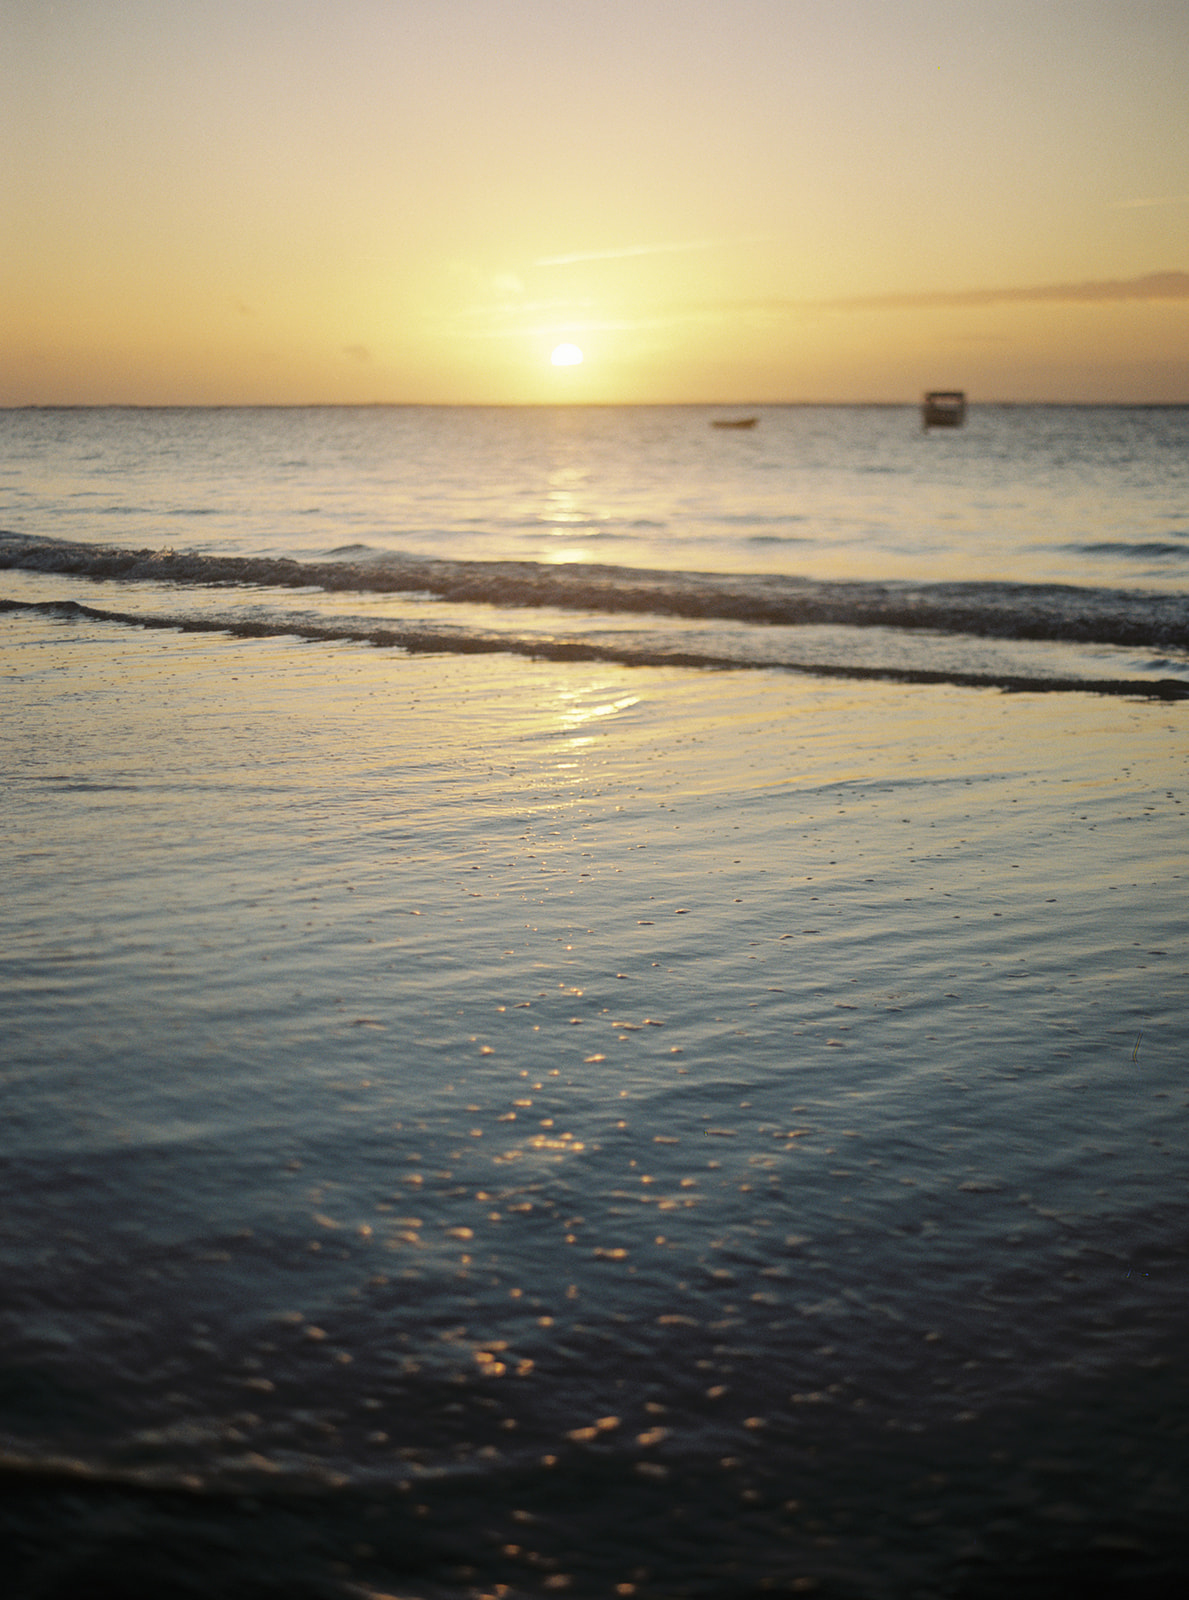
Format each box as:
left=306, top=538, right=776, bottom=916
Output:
left=4, top=610, right=1188, bottom=1598
left=2, top=406, right=1188, bottom=1596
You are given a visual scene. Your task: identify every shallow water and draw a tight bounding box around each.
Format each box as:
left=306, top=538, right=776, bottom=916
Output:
left=4, top=405, right=1189, bottom=700
left=3, top=609, right=1187, bottom=1597
left=3, top=404, right=1187, bottom=1593
left=4, top=404, right=1189, bottom=589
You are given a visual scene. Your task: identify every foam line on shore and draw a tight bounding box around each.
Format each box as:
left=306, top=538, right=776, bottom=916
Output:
left=5, top=595, right=1187, bottom=700
left=3, top=532, right=1189, bottom=650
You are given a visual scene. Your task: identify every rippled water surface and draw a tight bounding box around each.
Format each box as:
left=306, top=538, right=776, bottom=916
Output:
left=4, top=405, right=1189, bottom=698
left=3, top=402, right=1188, bottom=584
left=2, top=406, right=1187, bottom=1597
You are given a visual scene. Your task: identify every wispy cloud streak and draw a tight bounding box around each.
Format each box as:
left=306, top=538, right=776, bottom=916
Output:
left=442, top=270, right=1189, bottom=346
left=610, top=271, right=1189, bottom=332
left=808, top=271, right=1189, bottom=310
left=1108, top=195, right=1189, bottom=209
left=535, top=236, right=770, bottom=267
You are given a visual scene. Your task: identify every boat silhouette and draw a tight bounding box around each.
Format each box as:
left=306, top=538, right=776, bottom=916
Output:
left=921, top=391, right=966, bottom=428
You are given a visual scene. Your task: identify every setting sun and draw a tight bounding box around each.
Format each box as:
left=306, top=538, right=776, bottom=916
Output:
left=5, top=3, right=1187, bottom=405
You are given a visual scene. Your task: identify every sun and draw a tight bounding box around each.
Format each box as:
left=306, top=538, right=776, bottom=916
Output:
left=550, top=343, right=584, bottom=367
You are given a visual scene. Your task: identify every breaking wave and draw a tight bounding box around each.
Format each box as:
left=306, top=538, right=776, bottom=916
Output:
left=3, top=531, right=1188, bottom=700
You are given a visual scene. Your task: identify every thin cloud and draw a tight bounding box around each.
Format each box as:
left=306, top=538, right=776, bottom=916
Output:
left=535, top=236, right=770, bottom=267
left=439, top=270, right=1189, bottom=346
left=1108, top=195, right=1189, bottom=209
left=582, top=271, right=1189, bottom=332
left=699, top=271, right=1189, bottom=318
left=817, top=271, right=1189, bottom=309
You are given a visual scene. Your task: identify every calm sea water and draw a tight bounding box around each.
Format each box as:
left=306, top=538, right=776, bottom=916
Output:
left=3, top=404, right=1189, bottom=694
left=2, top=406, right=1187, bottom=1597
left=3, top=403, right=1189, bottom=582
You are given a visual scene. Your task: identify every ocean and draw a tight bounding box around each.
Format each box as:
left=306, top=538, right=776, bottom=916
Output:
left=3, top=403, right=1189, bottom=695
left=2, top=404, right=1187, bottom=1598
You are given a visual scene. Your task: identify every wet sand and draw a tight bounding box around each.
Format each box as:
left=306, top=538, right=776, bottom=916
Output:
left=3, top=609, right=1187, bottom=1598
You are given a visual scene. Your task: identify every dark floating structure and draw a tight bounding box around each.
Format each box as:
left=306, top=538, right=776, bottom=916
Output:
left=921, top=390, right=966, bottom=428
left=711, top=415, right=758, bottom=429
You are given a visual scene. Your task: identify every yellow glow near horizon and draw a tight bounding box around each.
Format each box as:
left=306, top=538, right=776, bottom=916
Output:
left=550, top=344, right=584, bottom=367
left=4, top=2, right=1188, bottom=404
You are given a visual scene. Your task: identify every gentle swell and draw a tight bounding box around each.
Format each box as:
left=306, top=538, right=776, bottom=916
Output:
left=4, top=597, right=1187, bottom=700
left=4, top=531, right=1189, bottom=650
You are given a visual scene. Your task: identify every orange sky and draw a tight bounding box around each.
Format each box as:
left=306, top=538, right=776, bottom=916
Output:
left=4, top=0, right=1188, bottom=405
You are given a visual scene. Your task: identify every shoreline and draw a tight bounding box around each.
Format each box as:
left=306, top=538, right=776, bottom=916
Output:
left=3, top=610, right=1186, bottom=1597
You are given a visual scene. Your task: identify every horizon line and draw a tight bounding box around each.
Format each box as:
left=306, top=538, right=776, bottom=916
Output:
left=6, top=398, right=1188, bottom=412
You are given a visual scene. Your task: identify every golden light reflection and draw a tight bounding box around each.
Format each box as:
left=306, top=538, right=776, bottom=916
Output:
left=542, top=547, right=598, bottom=566
left=543, top=488, right=586, bottom=526
left=556, top=687, right=641, bottom=748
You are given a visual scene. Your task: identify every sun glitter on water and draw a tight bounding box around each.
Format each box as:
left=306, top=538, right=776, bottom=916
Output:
left=550, top=343, right=584, bottom=366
